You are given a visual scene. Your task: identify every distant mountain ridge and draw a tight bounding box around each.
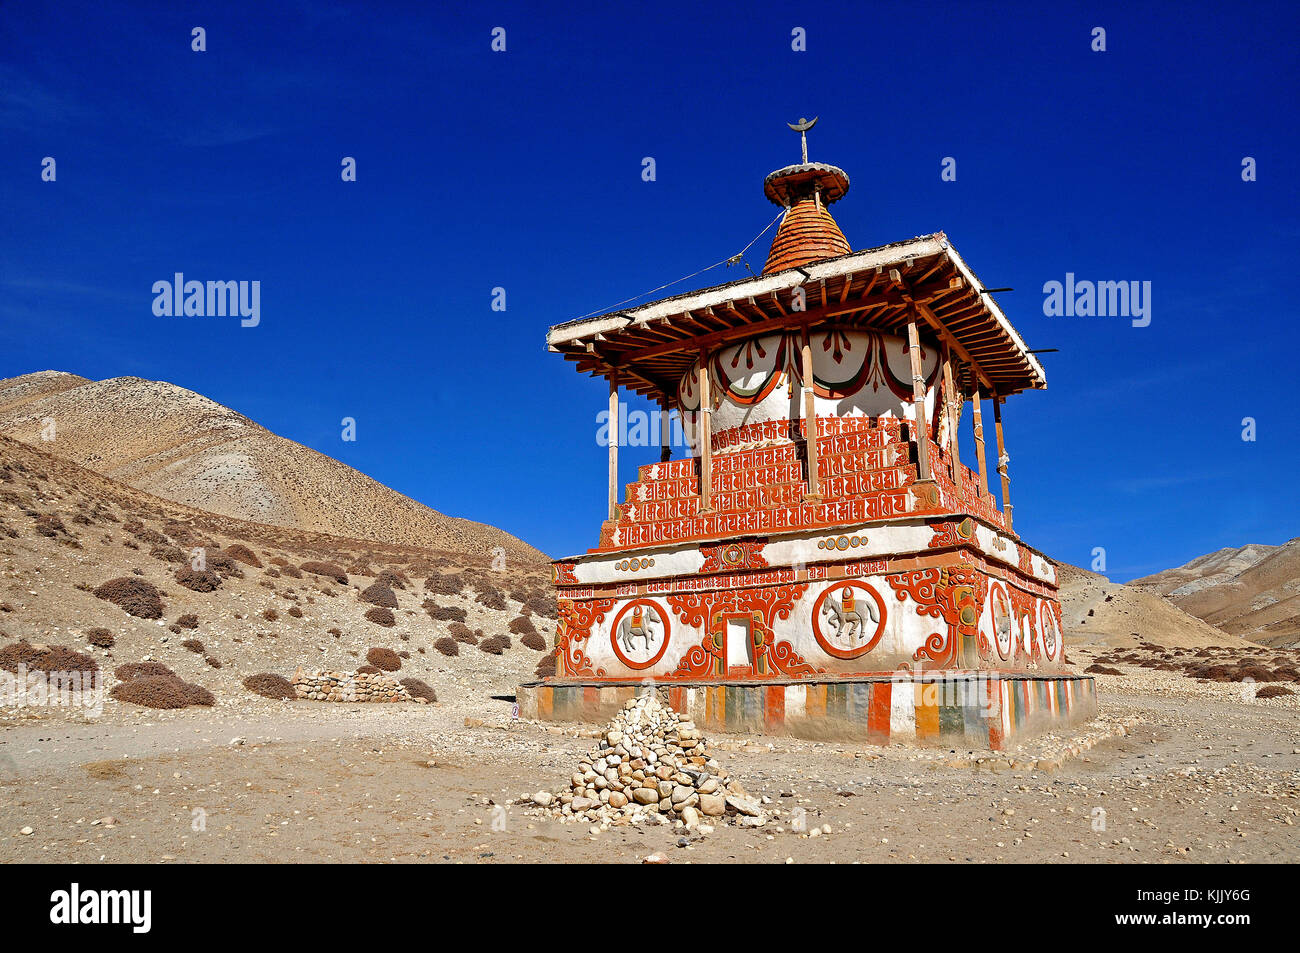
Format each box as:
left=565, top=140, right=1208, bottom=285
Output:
left=0, top=370, right=541, bottom=560
left=1132, top=539, right=1300, bottom=648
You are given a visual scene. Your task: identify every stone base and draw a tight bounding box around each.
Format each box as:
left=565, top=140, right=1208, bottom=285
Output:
left=517, top=674, right=1096, bottom=750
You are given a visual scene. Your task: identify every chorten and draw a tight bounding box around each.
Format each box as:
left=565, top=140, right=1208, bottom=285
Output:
left=523, top=120, right=1095, bottom=747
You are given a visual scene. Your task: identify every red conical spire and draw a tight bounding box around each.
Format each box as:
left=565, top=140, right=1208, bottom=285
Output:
left=761, top=118, right=851, bottom=274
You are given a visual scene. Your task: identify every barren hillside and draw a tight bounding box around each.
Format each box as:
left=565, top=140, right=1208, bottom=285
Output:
left=1131, top=540, right=1300, bottom=648
left=0, top=371, right=540, bottom=560
left=0, top=434, right=557, bottom=716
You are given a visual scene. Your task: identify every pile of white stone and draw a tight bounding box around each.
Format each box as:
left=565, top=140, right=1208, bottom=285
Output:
left=532, top=693, right=765, bottom=831
left=291, top=667, right=422, bottom=703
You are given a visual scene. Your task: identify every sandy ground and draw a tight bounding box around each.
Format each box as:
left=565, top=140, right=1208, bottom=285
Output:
left=2, top=677, right=1296, bottom=864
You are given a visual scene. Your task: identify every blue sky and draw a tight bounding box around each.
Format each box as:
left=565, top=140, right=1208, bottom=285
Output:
left=1, top=1, right=1296, bottom=579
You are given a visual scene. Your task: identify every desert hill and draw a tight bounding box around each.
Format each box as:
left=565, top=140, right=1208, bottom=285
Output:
left=1131, top=539, right=1300, bottom=648
left=0, top=371, right=540, bottom=561
left=0, top=432, right=557, bottom=715
left=1054, top=560, right=1255, bottom=650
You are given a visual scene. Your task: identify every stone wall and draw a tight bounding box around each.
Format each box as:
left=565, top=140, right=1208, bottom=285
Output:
left=291, top=667, right=422, bottom=703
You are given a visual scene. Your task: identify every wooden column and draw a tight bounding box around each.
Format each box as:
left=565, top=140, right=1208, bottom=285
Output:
left=801, top=329, right=821, bottom=499
left=697, top=355, right=713, bottom=511
left=607, top=370, right=620, bottom=521
left=970, top=382, right=990, bottom=497
left=993, top=395, right=1013, bottom=531
left=659, top=402, right=672, bottom=463
left=905, top=309, right=933, bottom=482
left=941, top=344, right=962, bottom=487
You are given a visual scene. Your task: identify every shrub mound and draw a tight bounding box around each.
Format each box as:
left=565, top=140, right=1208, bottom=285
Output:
left=243, top=672, right=297, bottom=700
left=508, top=616, right=537, bottom=636
left=111, top=674, right=214, bottom=709
left=434, top=637, right=458, bottom=657
left=366, top=647, right=402, bottom=672
left=423, top=601, right=466, bottom=622
left=534, top=653, right=557, bottom=678
left=424, top=573, right=465, bottom=595
left=175, top=566, right=223, bottom=592
left=360, top=582, right=399, bottom=608
left=356, top=664, right=381, bottom=675
left=0, top=640, right=99, bottom=676
left=181, top=638, right=205, bottom=654
left=1084, top=664, right=1123, bottom=675
left=475, top=587, right=507, bottom=611
left=375, top=570, right=408, bottom=590
left=399, top=678, right=437, bottom=703
left=85, top=628, right=116, bottom=649
left=521, top=631, right=547, bottom=652
left=115, top=661, right=175, bottom=680
left=1256, top=685, right=1295, bottom=699
left=449, top=622, right=479, bottom=645
left=175, top=613, right=199, bottom=629
left=94, top=577, right=164, bottom=619
left=478, top=634, right=509, bottom=655
left=223, top=544, right=263, bottom=568
left=301, top=561, right=348, bottom=585
left=364, top=607, right=395, bottom=627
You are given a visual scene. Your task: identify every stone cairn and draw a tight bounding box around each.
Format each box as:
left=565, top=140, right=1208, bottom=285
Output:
left=532, top=693, right=765, bottom=830
left=291, top=667, right=424, bottom=703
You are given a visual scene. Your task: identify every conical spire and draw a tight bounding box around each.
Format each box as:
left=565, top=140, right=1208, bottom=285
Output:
left=762, top=118, right=851, bottom=274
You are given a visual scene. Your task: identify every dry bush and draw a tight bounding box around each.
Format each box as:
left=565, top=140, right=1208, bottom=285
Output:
left=85, top=628, right=116, bottom=648
left=0, top=640, right=99, bottom=676
left=508, top=616, right=537, bottom=636
left=270, top=556, right=290, bottom=567
left=534, top=653, right=557, bottom=678
left=523, top=590, right=558, bottom=619
left=223, top=543, right=263, bottom=568
left=424, top=573, right=465, bottom=596
left=288, top=606, right=303, bottom=618
left=262, top=608, right=279, bottom=622
left=204, top=656, right=222, bottom=669
left=434, top=637, right=458, bottom=657
left=243, top=673, right=297, bottom=700
left=521, top=631, right=547, bottom=652
left=478, top=634, right=509, bottom=655
left=175, top=614, right=199, bottom=629
left=201, top=550, right=244, bottom=579
left=1257, top=685, right=1295, bottom=699
left=364, top=607, right=395, bottom=627
left=1084, top=664, right=1123, bottom=675
left=375, top=570, right=408, bottom=590
left=34, top=513, right=66, bottom=537
left=422, top=600, right=466, bottom=623
left=301, top=561, right=348, bottom=585
left=449, top=622, right=479, bottom=645
left=400, top=678, right=437, bottom=703
left=360, top=582, right=398, bottom=608
left=356, top=664, right=381, bottom=675
left=475, top=587, right=507, bottom=611
left=115, top=661, right=175, bottom=680
left=94, top=577, right=164, bottom=619
left=111, top=674, right=214, bottom=709
left=181, top=638, right=205, bottom=654
left=366, top=647, right=402, bottom=671
left=175, top=566, right=223, bottom=592
left=150, top=545, right=186, bottom=564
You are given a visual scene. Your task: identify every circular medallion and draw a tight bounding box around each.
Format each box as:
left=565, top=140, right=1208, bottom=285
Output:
left=811, top=582, right=887, bottom=659
left=1040, top=602, right=1060, bottom=660
left=991, top=585, right=1013, bottom=660
left=609, top=600, right=670, bottom=670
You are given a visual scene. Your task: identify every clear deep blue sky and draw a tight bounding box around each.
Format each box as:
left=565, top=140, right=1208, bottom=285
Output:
left=2, top=2, right=1296, bottom=579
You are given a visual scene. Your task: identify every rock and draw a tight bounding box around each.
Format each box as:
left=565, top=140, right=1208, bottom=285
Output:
left=571, top=797, right=594, bottom=812
left=531, top=791, right=553, bottom=808
left=633, top=788, right=660, bottom=805
left=19, top=826, right=33, bottom=836
left=699, top=794, right=726, bottom=816
left=726, top=794, right=761, bottom=817
left=681, top=806, right=700, bottom=829
left=608, top=791, right=628, bottom=809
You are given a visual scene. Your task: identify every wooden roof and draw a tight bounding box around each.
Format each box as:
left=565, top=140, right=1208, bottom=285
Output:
left=547, top=233, right=1047, bottom=402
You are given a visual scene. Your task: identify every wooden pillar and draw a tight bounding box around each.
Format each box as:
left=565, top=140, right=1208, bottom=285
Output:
left=801, top=329, right=821, bottom=499
left=697, top=355, right=713, bottom=511
left=659, top=402, right=671, bottom=463
left=905, top=310, right=933, bottom=482
left=941, top=345, right=962, bottom=488
left=993, top=395, right=1013, bottom=531
left=607, top=370, right=620, bottom=521
left=970, top=381, right=990, bottom=497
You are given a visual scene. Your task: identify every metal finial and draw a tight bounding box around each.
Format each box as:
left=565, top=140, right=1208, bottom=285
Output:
left=786, top=116, right=818, bottom=164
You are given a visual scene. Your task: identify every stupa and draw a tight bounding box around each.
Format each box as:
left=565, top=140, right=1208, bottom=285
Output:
left=520, top=119, right=1095, bottom=747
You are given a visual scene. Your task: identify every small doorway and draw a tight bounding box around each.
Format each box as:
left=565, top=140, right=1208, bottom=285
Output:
left=723, top=616, right=755, bottom=676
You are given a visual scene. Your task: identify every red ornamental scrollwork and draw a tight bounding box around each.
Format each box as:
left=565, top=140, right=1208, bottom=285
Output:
left=556, top=598, right=615, bottom=677
left=666, top=583, right=813, bottom=679
left=886, top=566, right=984, bottom=670
left=552, top=562, right=579, bottom=585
